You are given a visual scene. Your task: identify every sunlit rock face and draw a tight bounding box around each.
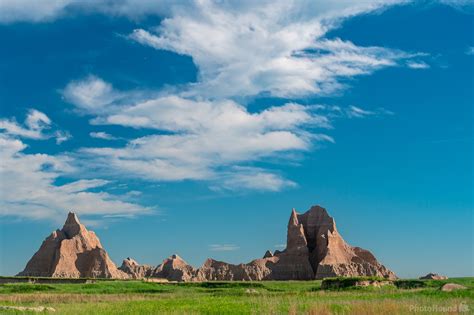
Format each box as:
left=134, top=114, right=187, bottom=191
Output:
left=296, top=206, right=396, bottom=280
left=119, top=257, right=153, bottom=279
left=18, top=212, right=128, bottom=279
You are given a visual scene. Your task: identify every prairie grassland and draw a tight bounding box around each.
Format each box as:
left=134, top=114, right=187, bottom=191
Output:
left=0, top=278, right=472, bottom=314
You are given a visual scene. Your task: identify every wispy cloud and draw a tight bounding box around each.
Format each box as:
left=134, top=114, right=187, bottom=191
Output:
left=214, top=167, right=297, bottom=192
left=0, top=0, right=405, bottom=24
left=62, top=75, right=391, bottom=191
left=0, top=109, right=70, bottom=144
left=466, top=47, right=474, bottom=55
left=63, top=75, right=122, bottom=114
left=0, top=133, right=150, bottom=222
left=90, top=131, right=117, bottom=140
left=68, top=89, right=332, bottom=190
left=406, top=61, right=430, bottom=69
left=209, top=244, right=240, bottom=251
left=129, top=2, right=423, bottom=99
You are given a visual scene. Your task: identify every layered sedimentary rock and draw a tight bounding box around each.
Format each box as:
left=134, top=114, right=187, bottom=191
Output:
left=119, top=257, right=153, bottom=279
left=18, top=212, right=127, bottom=279
left=296, top=206, right=396, bottom=279
left=152, top=254, right=196, bottom=281
left=20, top=205, right=395, bottom=281
left=194, top=258, right=271, bottom=281
left=189, top=205, right=394, bottom=281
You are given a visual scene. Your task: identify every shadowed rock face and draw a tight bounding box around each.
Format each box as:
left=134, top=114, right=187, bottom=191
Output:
left=18, top=212, right=128, bottom=279
left=296, top=206, right=396, bottom=279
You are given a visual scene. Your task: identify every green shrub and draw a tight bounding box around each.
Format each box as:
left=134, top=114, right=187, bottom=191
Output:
left=321, top=276, right=388, bottom=290
left=394, top=280, right=426, bottom=289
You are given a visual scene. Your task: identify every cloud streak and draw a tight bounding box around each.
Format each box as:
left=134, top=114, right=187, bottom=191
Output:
left=0, top=133, right=150, bottom=222
left=0, top=109, right=70, bottom=144
left=90, top=132, right=117, bottom=140
left=209, top=244, right=240, bottom=251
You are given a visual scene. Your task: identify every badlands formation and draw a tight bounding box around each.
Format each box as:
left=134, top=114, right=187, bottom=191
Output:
left=19, top=205, right=396, bottom=281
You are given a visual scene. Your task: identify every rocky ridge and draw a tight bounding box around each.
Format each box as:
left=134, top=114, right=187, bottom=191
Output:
left=19, top=205, right=396, bottom=281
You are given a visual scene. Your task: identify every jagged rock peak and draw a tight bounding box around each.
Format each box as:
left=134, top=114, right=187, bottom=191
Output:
left=123, top=257, right=139, bottom=266
left=263, top=250, right=273, bottom=258
left=288, top=208, right=299, bottom=226
left=119, top=257, right=153, bottom=279
left=18, top=212, right=127, bottom=279
left=153, top=254, right=195, bottom=281
left=65, top=212, right=80, bottom=225
left=62, top=212, right=84, bottom=238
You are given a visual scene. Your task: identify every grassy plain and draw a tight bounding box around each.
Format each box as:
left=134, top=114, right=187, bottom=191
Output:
left=0, top=277, right=472, bottom=314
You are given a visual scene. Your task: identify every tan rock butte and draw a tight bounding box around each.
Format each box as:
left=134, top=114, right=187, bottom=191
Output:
left=18, top=212, right=127, bottom=279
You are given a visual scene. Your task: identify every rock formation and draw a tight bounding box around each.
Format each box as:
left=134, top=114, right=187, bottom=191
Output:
left=189, top=205, right=395, bottom=281
left=263, top=250, right=273, bottom=258
left=18, top=212, right=127, bottom=279
left=419, top=273, right=448, bottom=280
left=295, top=205, right=396, bottom=279
left=152, top=254, right=196, bottom=282
left=440, top=283, right=467, bottom=292
left=119, top=257, right=153, bottom=279
left=19, top=205, right=396, bottom=281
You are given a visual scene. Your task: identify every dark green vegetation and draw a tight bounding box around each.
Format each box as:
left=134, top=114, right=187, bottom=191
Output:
left=0, top=277, right=472, bottom=314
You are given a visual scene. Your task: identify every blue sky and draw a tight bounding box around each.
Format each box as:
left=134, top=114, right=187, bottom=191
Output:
left=0, top=0, right=472, bottom=278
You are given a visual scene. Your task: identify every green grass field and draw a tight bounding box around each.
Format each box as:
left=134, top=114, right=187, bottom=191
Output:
left=0, top=277, right=472, bottom=314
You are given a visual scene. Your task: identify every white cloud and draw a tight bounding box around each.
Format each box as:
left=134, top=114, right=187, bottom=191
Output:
left=63, top=75, right=122, bottom=114
left=25, top=109, right=51, bottom=130
left=0, top=133, right=149, bottom=222
left=90, top=131, right=117, bottom=140
left=0, top=0, right=73, bottom=23
left=73, top=93, right=332, bottom=190
left=0, top=0, right=403, bottom=24
left=466, top=47, right=474, bottom=55
left=54, top=130, right=72, bottom=144
left=0, top=109, right=69, bottom=144
left=209, top=244, right=240, bottom=251
left=128, top=1, right=421, bottom=99
left=20, top=0, right=408, bottom=194
left=406, top=61, right=430, bottom=69
left=346, top=106, right=375, bottom=118
left=216, top=167, right=297, bottom=192
left=62, top=76, right=388, bottom=191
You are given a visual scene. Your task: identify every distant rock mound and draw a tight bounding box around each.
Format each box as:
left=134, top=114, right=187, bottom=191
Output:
left=18, top=212, right=127, bottom=279
left=440, top=283, right=467, bottom=292
left=419, top=273, right=448, bottom=280
left=152, top=254, right=196, bottom=282
left=119, top=257, right=153, bottom=279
